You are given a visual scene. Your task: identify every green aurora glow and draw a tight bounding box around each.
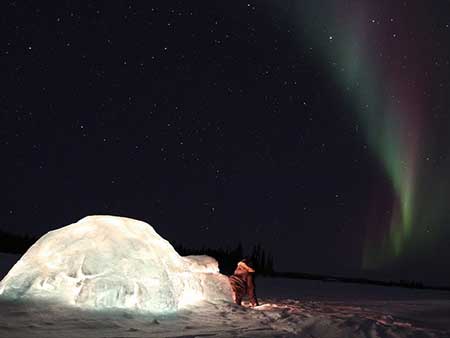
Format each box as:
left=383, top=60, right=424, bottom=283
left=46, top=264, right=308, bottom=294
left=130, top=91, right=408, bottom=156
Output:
left=290, top=1, right=430, bottom=269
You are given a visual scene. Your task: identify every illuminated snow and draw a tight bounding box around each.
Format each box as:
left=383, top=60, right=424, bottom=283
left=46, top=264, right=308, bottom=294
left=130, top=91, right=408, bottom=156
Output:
left=0, top=215, right=232, bottom=312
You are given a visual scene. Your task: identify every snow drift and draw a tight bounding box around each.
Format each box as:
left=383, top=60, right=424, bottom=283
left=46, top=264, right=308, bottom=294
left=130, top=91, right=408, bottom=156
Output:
left=0, top=215, right=232, bottom=312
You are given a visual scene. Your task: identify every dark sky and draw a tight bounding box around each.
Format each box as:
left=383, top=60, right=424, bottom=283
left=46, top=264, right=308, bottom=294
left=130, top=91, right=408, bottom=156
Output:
left=2, top=1, right=450, bottom=285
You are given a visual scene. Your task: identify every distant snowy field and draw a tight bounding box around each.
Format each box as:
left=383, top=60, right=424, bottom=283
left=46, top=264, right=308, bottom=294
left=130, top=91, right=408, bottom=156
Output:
left=1, top=253, right=449, bottom=338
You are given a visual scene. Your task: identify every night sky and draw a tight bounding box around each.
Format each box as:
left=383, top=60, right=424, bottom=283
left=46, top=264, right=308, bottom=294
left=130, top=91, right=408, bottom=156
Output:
left=2, top=1, right=450, bottom=285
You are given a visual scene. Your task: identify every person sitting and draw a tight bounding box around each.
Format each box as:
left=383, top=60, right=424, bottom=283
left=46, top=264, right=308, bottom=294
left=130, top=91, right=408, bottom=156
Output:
left=228, top=258, right=259, bottom=307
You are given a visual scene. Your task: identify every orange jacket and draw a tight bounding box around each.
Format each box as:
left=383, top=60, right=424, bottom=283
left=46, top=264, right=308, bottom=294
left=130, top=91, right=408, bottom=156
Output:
left=229, top=261, right=258, bottom=306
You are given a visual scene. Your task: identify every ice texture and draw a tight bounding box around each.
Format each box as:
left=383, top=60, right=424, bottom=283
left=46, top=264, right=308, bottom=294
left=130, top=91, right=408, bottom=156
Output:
left=0, top=215, right=232, bottom=312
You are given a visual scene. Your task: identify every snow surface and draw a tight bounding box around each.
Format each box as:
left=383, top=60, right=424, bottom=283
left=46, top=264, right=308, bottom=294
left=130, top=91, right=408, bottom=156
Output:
left=0, top=276, right=449, bottom=338
left=1, top=215, right=450, bottom=337
left=0, top=215, right=232, bottom=312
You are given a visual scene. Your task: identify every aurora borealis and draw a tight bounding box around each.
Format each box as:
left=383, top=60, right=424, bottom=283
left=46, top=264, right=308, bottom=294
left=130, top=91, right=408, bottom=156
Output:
left=2, top=0, right=450, bottom=284
left=291, top=0, right=446, bottom=271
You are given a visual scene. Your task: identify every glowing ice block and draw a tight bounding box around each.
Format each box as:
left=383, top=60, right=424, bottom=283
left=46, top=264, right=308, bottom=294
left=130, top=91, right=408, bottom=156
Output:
left=0, top=216, right=232, bottom=312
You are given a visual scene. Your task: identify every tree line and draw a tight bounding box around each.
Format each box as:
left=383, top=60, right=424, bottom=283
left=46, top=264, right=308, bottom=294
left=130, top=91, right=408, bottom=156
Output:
left=2, top=229, right=446, bottom=290
left=175, top=242, right=275, bottom=276
left=0, top=230, right=37, bottom=255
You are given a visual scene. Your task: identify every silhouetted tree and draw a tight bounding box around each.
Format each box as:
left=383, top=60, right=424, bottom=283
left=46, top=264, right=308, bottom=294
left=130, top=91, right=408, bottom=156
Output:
left=0, top=230, right=38, bottom=254
left=175, top=242, right=275, bottom=276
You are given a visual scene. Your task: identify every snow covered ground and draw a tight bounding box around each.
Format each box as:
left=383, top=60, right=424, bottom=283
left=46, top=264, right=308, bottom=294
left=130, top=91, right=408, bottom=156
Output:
left=1, top=252, right=449, bottom=338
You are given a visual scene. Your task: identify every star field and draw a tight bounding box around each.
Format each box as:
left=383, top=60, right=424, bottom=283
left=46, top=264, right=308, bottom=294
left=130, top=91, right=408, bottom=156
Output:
left=1, top=0, right=450, bottom=284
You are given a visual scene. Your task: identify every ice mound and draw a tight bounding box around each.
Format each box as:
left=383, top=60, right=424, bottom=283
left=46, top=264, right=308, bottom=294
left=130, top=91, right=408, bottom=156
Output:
left=0, top=215, right=233, bottom=312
